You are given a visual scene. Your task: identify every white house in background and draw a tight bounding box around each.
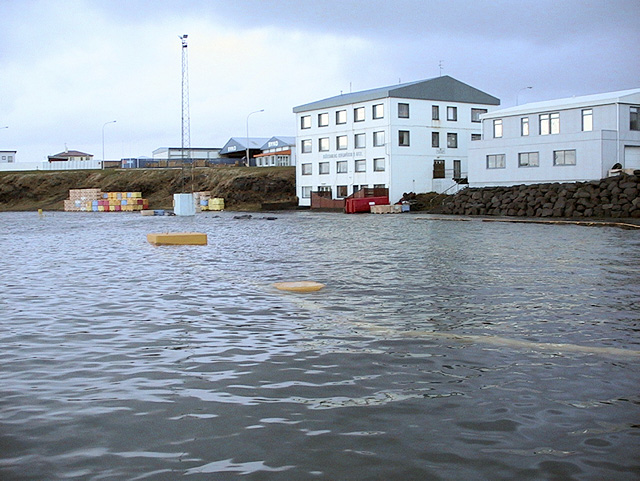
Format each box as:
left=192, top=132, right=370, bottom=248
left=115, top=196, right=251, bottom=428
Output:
left=0, top=150, right=16, bottom=163
left=292, top=75, right=500, bottom=206
left=468, top=88, right=640, bottom=188
left=255, top=137, right=296, bottom=167
left=48, top=149, right=93, bottom=162
left=152, top=147, right=222, bottom=161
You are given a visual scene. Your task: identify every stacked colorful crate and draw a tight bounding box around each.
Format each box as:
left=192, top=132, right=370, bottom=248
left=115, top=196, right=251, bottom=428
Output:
left=193, top=191, right=211, bottom=212
left=207, top=198, right=225, bottom=211
left=64, top=190, right=149, bottom=212
left=64, top=189, right=103, bottom=211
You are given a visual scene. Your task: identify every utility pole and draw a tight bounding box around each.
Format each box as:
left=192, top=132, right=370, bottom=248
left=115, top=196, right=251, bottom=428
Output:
left=179, top=34, right=191, bottom=192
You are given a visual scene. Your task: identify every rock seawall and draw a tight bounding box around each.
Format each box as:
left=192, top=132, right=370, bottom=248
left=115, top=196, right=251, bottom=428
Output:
left=441, top=172, right=640, bottom=219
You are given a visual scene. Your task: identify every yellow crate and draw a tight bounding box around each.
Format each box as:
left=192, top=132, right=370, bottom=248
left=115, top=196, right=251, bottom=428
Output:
left=147, top=232, right=208, bottom=246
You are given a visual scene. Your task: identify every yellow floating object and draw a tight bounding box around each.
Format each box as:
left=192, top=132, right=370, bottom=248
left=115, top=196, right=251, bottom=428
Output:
left=147, top=232, right=208, bottom=246
left=273, top=281, right=325, bottom=292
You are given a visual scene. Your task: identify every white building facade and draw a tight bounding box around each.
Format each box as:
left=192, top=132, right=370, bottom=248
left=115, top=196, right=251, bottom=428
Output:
left=255, top=137, right=296, bottom=167
left=293, top=76, right=500, bottom=206
left=468, top=89, right=640, bottom=188
left=0, top=150, right=16, bottom=163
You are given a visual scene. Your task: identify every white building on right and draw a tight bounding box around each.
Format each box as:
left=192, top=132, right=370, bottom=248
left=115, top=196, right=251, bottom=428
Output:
left=468, top=88, right=640, bottom=188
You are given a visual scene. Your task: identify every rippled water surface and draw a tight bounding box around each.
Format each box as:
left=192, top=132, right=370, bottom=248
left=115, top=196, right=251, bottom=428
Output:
left=1, top=211, right=639, bottom=480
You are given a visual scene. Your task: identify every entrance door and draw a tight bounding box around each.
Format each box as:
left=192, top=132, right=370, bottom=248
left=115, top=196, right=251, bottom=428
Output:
left=433, top=159, right=445, bottom=179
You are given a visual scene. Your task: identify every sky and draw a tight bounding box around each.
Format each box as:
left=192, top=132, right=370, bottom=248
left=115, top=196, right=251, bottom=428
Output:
left=1, top=0, right=639, bottom=162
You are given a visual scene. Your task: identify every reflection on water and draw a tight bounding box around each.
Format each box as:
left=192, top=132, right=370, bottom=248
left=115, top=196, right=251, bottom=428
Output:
left=1, top=211, right=639, bottom=480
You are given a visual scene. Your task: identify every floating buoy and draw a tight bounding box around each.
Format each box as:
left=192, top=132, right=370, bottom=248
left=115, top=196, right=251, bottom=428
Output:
left=273, top=281, right=325, bottom=292
left=147, top=232, right=208, bottom=245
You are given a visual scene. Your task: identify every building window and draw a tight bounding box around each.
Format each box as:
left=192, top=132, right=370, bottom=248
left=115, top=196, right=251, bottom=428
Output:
left=540, top=112, right=560, bottom=135
left=301, top=140, right=312, bottom=153
left=354, top=133, right=366, bottom=149
left=301, top=186, right=312, bottom=198
left=336, top=185, right=348, bottom=198
left=518, top=152, right=539, bottom=167
left=493, top=119, right=503, bottom=138
left=355, top=159, right=366, bottom=172
left=432, top=105, right=440, bottom=120
left=301, top=163, right=312, bottom=175
left=581, top=109, right=593, bottom=132
left=373, top=104, right=384, bottom=119
left=354, top=107, right=365, bottom=122
left=487, top=154, right=506, bottom=169
left=337, top=135, right=348, bottom=150
left=319, top=137, right=329, bottom=152
left=432, top=132, right=440, bottom=148
left=319, top=162, right=330, bottom=174
left=471, top=108, right=487, bottom=122
left=631, top=107, right=640, bottom=130
left=336, top=110, right=347, bottom=125
left=447, top=132, right=458, bottom=149
left=373, top=184, right=386, bottom=189
left=554, top=150, right=576, bottom=166
left=471, top=133, right=482, bottom=141
left=337, top=161, right=348, bottom=173
left=398, top=103, right=409, bottom=118
left=521, top=117, right=529, bottom=136
left=447, top=106, right=457, bottom=121
left=373, top=158, right=385, bottom=172
left=399, top=130, right=410, bottom=146
left=373, top=131, right=385, bottom=147
left=318, top=113, right=329, bottom=127
left=301, top=115, right=311, bottom=129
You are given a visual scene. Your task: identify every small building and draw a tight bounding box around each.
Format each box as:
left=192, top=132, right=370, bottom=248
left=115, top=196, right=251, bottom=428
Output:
left=0, top=150, right=16, bottom=163
left=254, top=136, right=296, bottom=167
left=292, top=75, right=500, bottom=207
left=468, top=88, right=640, bottom=188
left=48, top=149, right=93, bottom=162
left=219, top=137, right=270, bottom=166
left=152, top=147, right=222, bottom=162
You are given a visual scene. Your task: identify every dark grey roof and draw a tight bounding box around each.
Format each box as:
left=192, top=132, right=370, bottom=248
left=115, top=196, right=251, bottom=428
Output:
left=260, top=136, right=296, bottom=150
left=219, top=137, right=271, bottom=155
left=293, top=76, right=500, bottom=113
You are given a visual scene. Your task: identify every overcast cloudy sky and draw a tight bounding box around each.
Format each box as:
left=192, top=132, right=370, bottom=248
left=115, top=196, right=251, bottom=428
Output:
left=1, top=0, right=639, bottom=161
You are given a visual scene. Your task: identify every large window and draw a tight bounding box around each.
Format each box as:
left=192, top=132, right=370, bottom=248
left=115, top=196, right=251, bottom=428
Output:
left=301, top=139, right=312, bottom=153
left=540, top=112, right=560, bottom=135
left=518, top=152, right=539, bottom=167
left=318, top=112, right=329, bottom=127
left=373, top=104, right=384, bottom=119
left=354, top=133, right=366, bottom=149
left=337, top=161, right=348, bottom=173
left=319, top=137, right=329, bottom=152
left=487, top=154, right=506, bottom=169
left=471, top=133, right=482, bottom=141
left=319, top=162, right=330, bottom=174
left=301, top=186, right=312, bottom=198
left=301, top=115, right=311, bottom=129
left=354, top=107, right=365, bottom=122
left=373, top=158, right=385, bottom=172
left=398, top=103, right=410, bottom=118
left=373, top=131, right=385, bottom=147
left=336, top=110, right=347, bottom=125
left=493, top=119, right=503, bottom=138
left=521, top=117, right=529, bottom=136
left=447, top=132, right=458, bottom=149
left=336, top=135, right=348, bottom=150
left=399, top=130, right=410, bottom=146
left=432, top=105, right=440, bottom=120
left=631, top=107, right=640, bottom=130
left=447, top=106, right=457, bottom=121
left=432, top=132, right=440, bottom=148
left=301, top=163, right=312, bottom=175
left=471, top=108, right=487, bottom=122
left=355, top=159, right=366, bottom=172
left=554, top=150, right=576, bottom=166
left=582, top=109, right=593, bottom=132
left=337, top=185, right=348, bottom=198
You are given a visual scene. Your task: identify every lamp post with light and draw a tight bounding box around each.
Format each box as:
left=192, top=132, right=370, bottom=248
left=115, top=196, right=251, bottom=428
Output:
left=245, top=109, right=264, bottom=167
left=102, top=120, right=116, bottom=161
left=516, top=87, right=533, bottom=106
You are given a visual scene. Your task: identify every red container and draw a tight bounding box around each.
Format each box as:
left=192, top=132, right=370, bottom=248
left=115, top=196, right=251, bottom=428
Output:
left=345, top=196, right=389, bottom=214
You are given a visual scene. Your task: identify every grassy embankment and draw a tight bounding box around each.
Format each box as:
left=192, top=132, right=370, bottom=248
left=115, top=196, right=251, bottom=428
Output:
left=0, top=166, right=297, bottom=212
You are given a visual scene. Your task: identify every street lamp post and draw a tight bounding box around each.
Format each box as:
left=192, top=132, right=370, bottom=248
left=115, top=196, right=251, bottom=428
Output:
left=516, top=87, right=533, bottom=106
left=245, top=109, right=264, bottom=167
left=102, top=120, right=117, bottom=161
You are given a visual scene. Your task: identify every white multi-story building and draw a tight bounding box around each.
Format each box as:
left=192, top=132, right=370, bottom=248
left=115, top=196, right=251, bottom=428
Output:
left=468, top=88, right=640, bottom=188
left=293, top=76, right=500, bottom=206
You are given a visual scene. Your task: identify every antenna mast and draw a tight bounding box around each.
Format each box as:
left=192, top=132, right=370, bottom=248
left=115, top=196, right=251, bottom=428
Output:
left=179, top=34, right=191, bottom=191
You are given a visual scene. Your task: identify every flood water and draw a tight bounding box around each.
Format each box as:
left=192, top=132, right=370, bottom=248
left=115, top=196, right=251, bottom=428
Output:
left=1, top=210, right=639, bottom=480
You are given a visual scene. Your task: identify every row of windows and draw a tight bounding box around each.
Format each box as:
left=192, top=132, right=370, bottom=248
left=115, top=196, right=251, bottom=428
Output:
left=486, top=150, right=576, bottom=169
left=1, top=155, right=14, bottom=162
left=300, top=105, right=488, bottom=130
left=301, top=158, right=386, bottom=175
left=300, top=131, right=463, bottom=152
left=301, top=184, right=387, bottom=199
